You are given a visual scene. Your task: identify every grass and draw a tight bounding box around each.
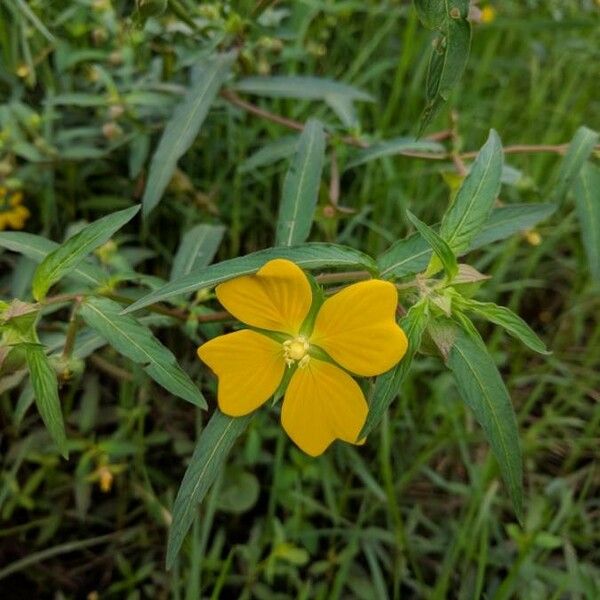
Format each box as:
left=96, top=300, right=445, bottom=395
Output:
left=0, top=0, right=599, bottom=598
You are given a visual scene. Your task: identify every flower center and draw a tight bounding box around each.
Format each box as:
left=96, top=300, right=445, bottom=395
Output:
left=283, top=336, right=310, bottom=368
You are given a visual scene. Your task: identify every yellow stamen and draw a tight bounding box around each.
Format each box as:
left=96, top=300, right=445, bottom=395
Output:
left=283, top=336, right=310, bottom=368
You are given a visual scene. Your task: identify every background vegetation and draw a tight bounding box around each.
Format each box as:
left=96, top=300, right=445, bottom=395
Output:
left=0, top=1, right=599, bottom=598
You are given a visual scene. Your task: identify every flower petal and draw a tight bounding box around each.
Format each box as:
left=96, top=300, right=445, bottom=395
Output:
left=216, top=259, right=312, bottom=334
left=198, top=330, right=285, bottom=416
left=281, top=359, right=368, bottom=456
left=310, top=280, right=408, bottom=376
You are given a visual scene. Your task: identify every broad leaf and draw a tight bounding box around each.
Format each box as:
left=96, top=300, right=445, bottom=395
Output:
left=446, top=324, right=523, bottom=521
left=25, top=344, right=68, bottom=458
left=407, top=210, right=458, bottom=279
left=170, top=224, right=225, bottom=281
left=142, top=52, right=236, bottom=217
left=32, top=205, right=139, bottom=300
left=79, top=297, right=206, bottom=408
left=0, top=232, right=104, bottom=286
left=361, top=302, right=428, bottom=437
left=439, top=130, right=503, bottom=254
left=166, top=410, right=251, bottom=568
left=276, top=119, right=325, bottom=247
left=573, top=163, right=600, bottom=281
left=552, top=126, right=599, bottom=203
left=123, top=243, right=377, bottom=313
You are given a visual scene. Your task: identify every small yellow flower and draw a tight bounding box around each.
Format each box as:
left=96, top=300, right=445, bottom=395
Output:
left=481, top=5, right=496, bottom=24
left=0, top=189, right=30, bottom=231
left=198, top=259, right=408, bottom=456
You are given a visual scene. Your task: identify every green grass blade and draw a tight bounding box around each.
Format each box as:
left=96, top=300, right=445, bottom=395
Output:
left=573, top=162, right=600, bottom=281
left=142, top=52, right=236, bottom=218
left=31, top=206, right=140, bottom=300
left=276, top=118, right=325, bottom=247
left=446, top=324, right=523, bottom=522
left=79, top=297, right=206, bottom=408
left=166, top=411, right=251, bottom=569
left=122, top=243, right=377, bottom=313
left=552, top=126, right=599, bottom=203
left=170, top=224, right=226, bottom=281
left=24, top=345, right=68, bottom=458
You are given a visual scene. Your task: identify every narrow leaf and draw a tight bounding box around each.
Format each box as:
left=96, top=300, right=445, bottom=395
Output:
left=461, top=298, right=549, bottom=354
left=407, top=210, right=458, bottom=279
left=123, top=243, right=377, bottom=313
left=25, top=345, right=68, bottom=458
left=573, top=162, right=600, bottom=281
left=142, top=52, right=236, bottom=218
left=447, top=324, right=523, bottom=521
left=166, top=411, right=250, bottom=568
left=238, top=136, right=298, bottom=174
left=32, top=206, right=139, bottom=300
left=377, top=232, right=431, bottom=280
left=0, top=232, right=104, bottom=286
left=345, top=137, right=444, bottom=169
left=79, top=297, right=206, bottom=408
left=361, top=303, right=428, bottom=437
left=276, top=119, right=325, bottom=247
left=170, top=224, right=225, bottom=281
left=552, top=126, right=599, bottom=203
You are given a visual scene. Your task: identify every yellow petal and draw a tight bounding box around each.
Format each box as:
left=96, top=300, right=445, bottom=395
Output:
left=216, top=259, right=312, bottom=334
left=281, top=359, right=367, bottom=456
left=198, top=329, right=285, bottom=416
left=310, top=280, right=408, bottom=376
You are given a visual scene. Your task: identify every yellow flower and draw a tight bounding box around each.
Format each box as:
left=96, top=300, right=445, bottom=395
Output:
left=481, top=5, right=496, bottom=24
left=198, top=259, right=408, bottom=456
left=0, top=189, right=30, bottom=231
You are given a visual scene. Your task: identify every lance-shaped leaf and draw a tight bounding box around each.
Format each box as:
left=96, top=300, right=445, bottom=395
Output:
left=79, top=297, right=206, bottom=408
left=573, top=162, right=600, bottom=282
left=32, top=206, right=140, bottom=300
left=361, top=302, right=428, bottom=437
left=552, top=126, right=599, bottom=204
left=142, top=52, right=236, bottom=218
left=407, top=210, right=458, bottom=279
left=25, top=344, right=68, bottom=458
left=446, top=323, right=523, bottom=522
left=276, top=119, right=325, bottom=247
left=170, top=224, right=226, bottom=281
left=458, top=297, right=549, bottom=355
left=439, top=130, right=503, bottom=254
left=167, top=411, right=251, bottom=568
left=345, top=137, right=444, bottom=169
left=0, top=232, right=104, bottom=286
left=123, top=243, right=377, bottom=313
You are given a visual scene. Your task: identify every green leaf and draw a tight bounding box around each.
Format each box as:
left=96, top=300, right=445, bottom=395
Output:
left=439, top=130, right=504, bottom=254
left=470, top=203, right=557, bottom=249
left=24, top=345, right=68, bottom=458
left=142, top=52, right=236, bottom=218
left=446, top=324, right=523, bottom=521
left=345, top=137, right=444, bottom=169
left=170, top=224, right=225, bottom=281
left=406, top=210, right=458, bottom=279
left=573, top=162, right=600, bottom=281
left=79, top=297, right=206, bottom=408
left=122, top=243, right=377, bottom=314
left=276, top=119, right=326, bottom=247
left=377, top=232, right=430, bottom=280
left=361, top=302, right=428, bottom=437
left=552, top=126, right=599, bottom=203
left=414, top=0, right=446, bottom=29
left=459, top=298, right=549, bottom=354
left=0, top=232, right=104, bottom=286
left=166, top=411, right=250, bottom=568
left=234, top=76, right=374, bottom=102
left=31, top=206, right=140, bottom=301
left=238, top=136, right=298, bottom=174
